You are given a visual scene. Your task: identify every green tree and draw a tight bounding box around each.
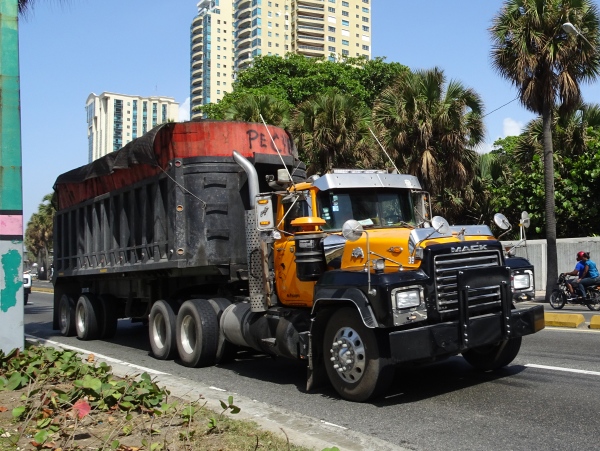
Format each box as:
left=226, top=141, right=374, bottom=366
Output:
left=222, top=92, right=292, bottom=128
left=290, top=91, right=375, bottom=175
left=199, top=55, right=408, bottom=119
left=372, top=67, right=485, bottom=223
left=25, top=194, right=55, bottom=279
left=490, top=0, right=600, bottom=299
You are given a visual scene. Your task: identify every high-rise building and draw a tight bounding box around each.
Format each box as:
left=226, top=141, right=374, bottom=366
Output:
left=190, top=0, right=236, bottom=117
left=190, top=0, right=372, bottom=120
left=86, top=92, right=179, bottom=162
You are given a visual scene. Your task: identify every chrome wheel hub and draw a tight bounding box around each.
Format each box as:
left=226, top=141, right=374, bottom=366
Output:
left=329, top=326, right=366, bottom=383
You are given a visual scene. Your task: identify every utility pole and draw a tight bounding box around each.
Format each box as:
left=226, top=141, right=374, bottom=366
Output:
left=0, top=0, right=24, bottom=352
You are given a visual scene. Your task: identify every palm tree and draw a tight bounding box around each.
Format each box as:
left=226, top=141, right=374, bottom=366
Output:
left=223, top=93, right=291, bottom=128
left=24, top=194, right=55, bottom=279
left=491, top=0, right=600, bottom=300
left=372, top=67, right=484, bottom=222
left=290, top=91, right=375, bottom=175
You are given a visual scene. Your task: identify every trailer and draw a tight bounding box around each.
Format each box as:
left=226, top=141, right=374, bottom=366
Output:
left=53, top=121, right=545, bottom=402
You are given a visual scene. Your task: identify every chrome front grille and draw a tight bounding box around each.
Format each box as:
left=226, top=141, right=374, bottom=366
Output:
left=434, top=250, right=503, bottom=319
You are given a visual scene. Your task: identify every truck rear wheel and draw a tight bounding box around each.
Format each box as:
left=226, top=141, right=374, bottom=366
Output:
left=462, top=336, right=522, bottom=371
left=323, top=307, right=393, bottom=402
left=207, top=298, right=239, bottom=364
left=75, top=294, right=101, bottom=340
left=59, top=294, right=76, bottom=337
left=176, top=299, right=219, bottom=368
left=149, top=300, right=178, bottom=360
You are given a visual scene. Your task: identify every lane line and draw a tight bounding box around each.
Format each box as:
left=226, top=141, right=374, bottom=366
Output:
left=526, top=363, right=600, bottom=376
left=25, top=334, right=169, bottom=375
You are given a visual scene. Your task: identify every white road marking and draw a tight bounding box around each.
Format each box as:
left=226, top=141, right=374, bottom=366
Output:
left=25, top=334, right=169, bottom=375
left=526, top=363, right=600, bottom=376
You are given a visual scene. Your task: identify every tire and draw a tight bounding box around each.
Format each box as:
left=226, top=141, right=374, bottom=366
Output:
left=462, top=336, right=522, bottom=371
left=549, top=289, right=565, bottom=310
left=98, top=294, right=120, bottom=339
left=585, top=290, right=600, bottom=311
left=176, top=299, right=219, bottom=368
left=149, top=300, right=178, bottom=360
left=207, top=298, right=239, bottom=364
left=75, top=294, right=101, bottom=340
left=59, top=294, right=76, bottom=337
left=322, top=307, right=393, bottom=402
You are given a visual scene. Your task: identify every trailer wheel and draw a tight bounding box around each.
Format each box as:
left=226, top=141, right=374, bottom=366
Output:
left=99, top=294, right=119, bottom=339
left=149, top=300, right=178, bottom=360
left=176, top=299, right=219, bottom=368
left=462, top=336, right=522, bottom=371
left=59, top=294, right=76, bottom=337
left=75, top=294, right=101, bottom=340
left=207, top=298, right=239, bottom=364
left=323, top=307, right=393, bottom=402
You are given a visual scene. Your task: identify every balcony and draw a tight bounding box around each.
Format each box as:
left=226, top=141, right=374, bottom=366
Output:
left=191, top=24, right=203, bottom=35
left=297, top=34, right=324, bottom=43
left=235, top=8, right=251, bottom=21
left=236, top=35, right=253, bottom=50
left=236, top=0, right=251, bottom=11
left=192, top=42, right=204, bottom=53
left=192, top=58, right=204, bottom=70
left=237, top=28, right=251, bottom=40
left=191, top=84, right=203, bottom=95
left=297, top=24, right=324, bottom=34
left=192, top=67, right=204, bottom=78
left=297, top=4, right=324, bottom=13
left=297, top=14, right=324, bottom=23
left=296, top=44, right=324, bottom=57
left=237, top=16, right=252, bottom=30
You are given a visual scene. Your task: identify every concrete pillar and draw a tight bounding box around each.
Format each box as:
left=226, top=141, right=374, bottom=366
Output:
left=0, top=0, right=24, bottom=352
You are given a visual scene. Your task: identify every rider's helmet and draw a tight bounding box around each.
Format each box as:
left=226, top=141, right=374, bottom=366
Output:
left=577, top=251, right=586, bottom=261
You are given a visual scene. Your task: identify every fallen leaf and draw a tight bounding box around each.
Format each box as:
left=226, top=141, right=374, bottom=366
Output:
left=72, top=399, right=91, bottom=419
left=0, top=406, right=7, bottom=412
left=87, top=354, right=95, bottom=363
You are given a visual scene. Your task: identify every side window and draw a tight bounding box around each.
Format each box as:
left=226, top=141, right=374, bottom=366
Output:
left=282, top=198, right=310, bottom=234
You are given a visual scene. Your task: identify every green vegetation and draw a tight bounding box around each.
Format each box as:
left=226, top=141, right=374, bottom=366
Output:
left=0, top=345, right=315, bottom=450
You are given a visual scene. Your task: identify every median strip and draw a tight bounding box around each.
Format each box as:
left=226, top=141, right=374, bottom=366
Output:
left=589, top=315, right=600, bottom=330
left=544, top=312, right=585, bottom=328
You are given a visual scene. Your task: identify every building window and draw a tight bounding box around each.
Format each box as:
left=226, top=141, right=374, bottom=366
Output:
left=328, top=7, right=335, bottom=12
left=342, top=49, right=349, bottom=55
left=342, top=19, right=349, bottom=26
left=328, top=36, right=335, bottom=42
left=362, top=45, right=369, bottom=50
left=342, top=39, right=349, bottom=45
left=363, top=25, right=369, bottom=31
left=328, top=26, right=336, bottom=32
left=328, top=46, right=336, bottom=52
left=362, top=17, right=369, bottom=22
left=342, top=11, right=349, bottom=17
left=342, top=1, right=349, bottom=5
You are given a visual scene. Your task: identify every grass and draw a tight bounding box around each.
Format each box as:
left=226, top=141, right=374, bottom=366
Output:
left=0, top=345, right=328, bottom=451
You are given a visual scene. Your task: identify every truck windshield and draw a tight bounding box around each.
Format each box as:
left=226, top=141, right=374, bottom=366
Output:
left=317, top=189, right=415, bottom=231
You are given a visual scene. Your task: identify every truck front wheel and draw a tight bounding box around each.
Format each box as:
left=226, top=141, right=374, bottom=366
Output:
left=462, top=336, right=522, bottom=371
left=176, top=299, right=219, bottom=368
left=149, top=300, right=178, bottom=360
left=323, top=307, right=393, bottom=402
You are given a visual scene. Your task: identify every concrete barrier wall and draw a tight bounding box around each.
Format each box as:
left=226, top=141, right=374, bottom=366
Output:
left=501, top=237, right=600, bottom=291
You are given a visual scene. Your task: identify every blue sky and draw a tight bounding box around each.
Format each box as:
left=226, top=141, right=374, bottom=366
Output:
left=18, top=0, right=600, bottom=224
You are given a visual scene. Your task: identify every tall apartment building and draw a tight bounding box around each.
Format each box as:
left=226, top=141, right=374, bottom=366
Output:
left=86, top=92, right=179, bottom=162
left=190, top=0, right=372, bottom=120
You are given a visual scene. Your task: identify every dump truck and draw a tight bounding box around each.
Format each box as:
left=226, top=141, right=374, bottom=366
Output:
left=52, top=121, right=545, bottom=402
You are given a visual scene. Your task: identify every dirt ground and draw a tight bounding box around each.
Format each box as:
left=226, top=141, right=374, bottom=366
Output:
left=0, top=382, right=310, bottom=451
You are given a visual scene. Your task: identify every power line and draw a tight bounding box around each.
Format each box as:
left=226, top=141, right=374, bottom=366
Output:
left=482, top=96, right=520, bottom=118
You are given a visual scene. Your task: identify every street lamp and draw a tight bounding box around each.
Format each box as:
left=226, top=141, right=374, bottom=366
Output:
left=562, top=22, right=592, bottom=46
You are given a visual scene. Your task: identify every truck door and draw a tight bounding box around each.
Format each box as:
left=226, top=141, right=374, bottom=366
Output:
left=274, top=194, right=316, bottom=307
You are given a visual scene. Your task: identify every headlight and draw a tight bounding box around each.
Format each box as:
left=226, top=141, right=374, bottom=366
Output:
left=513, top=272, right=532, bottom=290
left=391, top=287, right=422, bottom=310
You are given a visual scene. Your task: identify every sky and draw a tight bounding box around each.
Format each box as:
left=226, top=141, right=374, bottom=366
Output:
left=17, top=0, right=600, bottom=224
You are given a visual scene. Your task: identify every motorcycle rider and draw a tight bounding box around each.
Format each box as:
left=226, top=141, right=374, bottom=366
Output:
left=561, top=251, right=586, bottom=299
left=577, top=252, right=600, bottom=298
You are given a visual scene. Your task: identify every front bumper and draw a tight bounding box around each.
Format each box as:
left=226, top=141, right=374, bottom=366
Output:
left=389, top=304, right=544, bottom=363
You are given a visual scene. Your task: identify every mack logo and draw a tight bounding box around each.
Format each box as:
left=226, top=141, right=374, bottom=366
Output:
left=451, top=244, right=488, bottom=253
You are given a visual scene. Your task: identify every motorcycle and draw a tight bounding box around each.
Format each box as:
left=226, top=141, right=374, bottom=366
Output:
left=549, top=273, right=600, bottom=311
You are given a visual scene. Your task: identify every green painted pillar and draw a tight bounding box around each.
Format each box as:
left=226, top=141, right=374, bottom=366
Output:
left=0, top=0, right=24, bottom=352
